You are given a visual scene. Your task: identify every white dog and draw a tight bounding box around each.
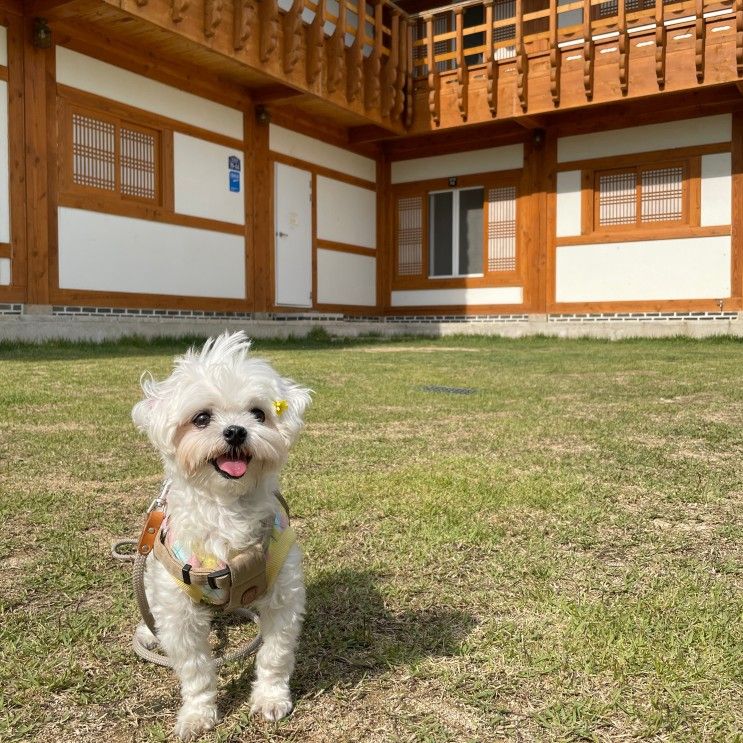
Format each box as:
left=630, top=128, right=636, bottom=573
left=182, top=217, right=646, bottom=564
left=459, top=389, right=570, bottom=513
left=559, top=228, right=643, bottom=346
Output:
left=131, top=331, right=311, bottom=740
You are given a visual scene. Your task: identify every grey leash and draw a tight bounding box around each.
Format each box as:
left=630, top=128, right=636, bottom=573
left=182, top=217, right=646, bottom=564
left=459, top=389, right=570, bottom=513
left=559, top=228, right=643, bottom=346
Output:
left=111, top=494, right=263, bottom=668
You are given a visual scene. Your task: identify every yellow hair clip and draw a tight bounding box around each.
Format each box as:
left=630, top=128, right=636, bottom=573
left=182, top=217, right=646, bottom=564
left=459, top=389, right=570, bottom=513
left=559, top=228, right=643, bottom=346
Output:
left=273, top=399, right=288, bottom=416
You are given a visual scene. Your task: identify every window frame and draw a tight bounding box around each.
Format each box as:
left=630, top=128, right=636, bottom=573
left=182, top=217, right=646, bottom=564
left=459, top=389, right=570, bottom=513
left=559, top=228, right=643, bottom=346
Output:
left=593, top=160, right=690, bottom=233
left=391, top=169, right=522, bottom=290
left=62, top=101, right=163, bottom=207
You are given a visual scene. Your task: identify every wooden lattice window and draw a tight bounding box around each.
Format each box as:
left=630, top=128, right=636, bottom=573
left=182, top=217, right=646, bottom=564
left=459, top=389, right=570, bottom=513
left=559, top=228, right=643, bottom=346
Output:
left=67, top=105, right=161, bottom=204
left=396, top=195, right=423, bottom=276
left=487, top=186, right=516, bottom=271
left=595, top=162, right=686, bottom=230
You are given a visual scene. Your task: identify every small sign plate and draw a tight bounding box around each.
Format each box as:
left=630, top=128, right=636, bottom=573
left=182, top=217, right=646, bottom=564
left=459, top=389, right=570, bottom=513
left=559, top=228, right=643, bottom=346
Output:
left=229, top=170, right=240, bottom=193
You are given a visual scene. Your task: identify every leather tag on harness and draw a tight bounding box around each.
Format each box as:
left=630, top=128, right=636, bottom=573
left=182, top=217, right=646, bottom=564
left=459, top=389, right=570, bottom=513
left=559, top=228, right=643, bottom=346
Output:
left=137, top=510, right=165, bottom=556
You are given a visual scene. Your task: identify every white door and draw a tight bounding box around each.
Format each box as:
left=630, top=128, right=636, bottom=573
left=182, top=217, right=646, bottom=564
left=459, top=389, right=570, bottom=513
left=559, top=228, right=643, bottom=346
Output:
left=274, top=163, right=312, bottom=308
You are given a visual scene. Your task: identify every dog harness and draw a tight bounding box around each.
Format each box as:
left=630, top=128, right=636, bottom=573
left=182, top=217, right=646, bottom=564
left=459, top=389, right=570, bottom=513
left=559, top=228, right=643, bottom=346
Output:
left=150, top=493, right=295, bottom=612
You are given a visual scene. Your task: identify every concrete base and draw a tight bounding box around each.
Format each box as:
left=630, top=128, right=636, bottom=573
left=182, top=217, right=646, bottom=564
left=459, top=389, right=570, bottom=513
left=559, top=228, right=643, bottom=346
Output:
left=2, top=307, right=743, bottom=342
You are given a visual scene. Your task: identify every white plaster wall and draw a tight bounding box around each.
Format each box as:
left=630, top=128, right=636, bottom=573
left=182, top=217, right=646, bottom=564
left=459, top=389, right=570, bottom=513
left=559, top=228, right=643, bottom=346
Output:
left=58, top=208, right=245, bottom=298
left=0, top=257, right=9, bottom=285
left=391, top=286, right=523, bottom=307
left=0, top=26, right=8, bottom=67
left=391, top=144, right=524, bottom=184
left=556, top=236, right=731, bottom=302
left=174, top=133, right=245, bottom=225
left=0, top=80, right=9, bottom=245
left=316, top=176, right=376, bottom=249
left=56, top=47, right=243, bottom=140
left=558, top=115, right=731, bottom=163
left=701, top=153, right=732, bottom=227
left=317, top=249, right=376, bottom=305
left=269, top=124, right=376, bottom=182
left=556, top=170, right=582, bottom=238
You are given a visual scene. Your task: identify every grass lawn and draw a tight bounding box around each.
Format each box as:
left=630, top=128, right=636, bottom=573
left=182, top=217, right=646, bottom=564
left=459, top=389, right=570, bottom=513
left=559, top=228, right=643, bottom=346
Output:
left=1, top=334, right=741, bottom=743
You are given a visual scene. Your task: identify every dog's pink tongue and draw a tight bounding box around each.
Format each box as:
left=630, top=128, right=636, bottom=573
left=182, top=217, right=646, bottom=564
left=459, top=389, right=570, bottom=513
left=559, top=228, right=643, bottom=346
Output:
left=216, top=456, right=247, bottom=478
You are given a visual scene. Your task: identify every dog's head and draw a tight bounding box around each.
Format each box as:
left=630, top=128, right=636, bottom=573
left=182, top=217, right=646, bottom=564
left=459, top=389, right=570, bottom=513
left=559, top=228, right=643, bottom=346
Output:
left=132, top=331, right=311, bottom=493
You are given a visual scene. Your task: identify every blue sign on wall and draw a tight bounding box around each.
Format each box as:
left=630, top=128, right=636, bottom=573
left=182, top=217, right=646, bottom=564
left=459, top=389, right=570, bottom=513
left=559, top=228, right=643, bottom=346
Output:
left=228, top=155, right=241, bottom=172
left=229, top=170, right=240, bottom=193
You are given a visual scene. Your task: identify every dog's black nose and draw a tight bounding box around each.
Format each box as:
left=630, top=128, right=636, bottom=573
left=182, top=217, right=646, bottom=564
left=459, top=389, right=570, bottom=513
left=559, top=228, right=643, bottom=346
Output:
left=223, top=425, right=247, bottom=446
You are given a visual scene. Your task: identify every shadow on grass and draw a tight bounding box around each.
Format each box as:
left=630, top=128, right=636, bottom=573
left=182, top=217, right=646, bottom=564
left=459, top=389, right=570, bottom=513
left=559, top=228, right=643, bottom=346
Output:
left=220, top=569, right=475, bottom=717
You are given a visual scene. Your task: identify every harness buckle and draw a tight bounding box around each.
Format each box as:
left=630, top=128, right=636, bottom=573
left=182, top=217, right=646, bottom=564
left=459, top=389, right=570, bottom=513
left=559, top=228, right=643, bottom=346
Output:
left=207, top=567, right=231, bottom=590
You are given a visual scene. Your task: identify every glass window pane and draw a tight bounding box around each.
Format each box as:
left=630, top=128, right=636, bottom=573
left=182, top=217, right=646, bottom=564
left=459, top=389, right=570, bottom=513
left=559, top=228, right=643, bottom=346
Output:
left=459, top=188, right=484, bottom=275
left=429, top=192, right=453, bottom=277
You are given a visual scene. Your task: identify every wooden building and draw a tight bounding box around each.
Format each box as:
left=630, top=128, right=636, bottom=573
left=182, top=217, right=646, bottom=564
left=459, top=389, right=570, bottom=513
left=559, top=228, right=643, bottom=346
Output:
left=1, top=0, right=742, bottom=326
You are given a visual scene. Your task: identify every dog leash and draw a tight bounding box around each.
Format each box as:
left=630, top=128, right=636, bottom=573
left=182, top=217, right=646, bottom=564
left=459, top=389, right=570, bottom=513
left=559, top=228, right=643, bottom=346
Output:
left=111, top=480, right=263, bottom=668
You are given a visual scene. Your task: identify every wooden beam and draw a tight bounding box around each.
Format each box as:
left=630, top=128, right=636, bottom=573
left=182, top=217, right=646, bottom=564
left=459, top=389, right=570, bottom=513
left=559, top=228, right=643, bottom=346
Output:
left=348, top=124, right=397, bottom=143
left=253, top=85, right=309, bottom=104
left=731, top=111, right=743, bottom=303
left=250, top=104, right=271, bottom=312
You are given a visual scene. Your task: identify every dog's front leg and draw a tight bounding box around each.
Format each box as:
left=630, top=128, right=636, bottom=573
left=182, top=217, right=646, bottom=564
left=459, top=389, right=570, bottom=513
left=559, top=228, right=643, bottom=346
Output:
left=146, top=562, right=219, bottom=741
left=250, top=545, right=306, bottom=721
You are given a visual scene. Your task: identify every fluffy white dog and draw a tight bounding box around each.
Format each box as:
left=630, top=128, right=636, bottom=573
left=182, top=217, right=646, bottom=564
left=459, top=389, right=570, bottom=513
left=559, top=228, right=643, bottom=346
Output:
left=131, top=331, right=311, bottom=740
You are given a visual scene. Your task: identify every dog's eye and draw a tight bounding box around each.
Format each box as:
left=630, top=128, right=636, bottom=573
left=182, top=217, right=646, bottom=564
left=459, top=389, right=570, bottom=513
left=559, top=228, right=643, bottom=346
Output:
left=250, top=408, right=266, bottom=423
left=192, top=411, right=212, bottom=428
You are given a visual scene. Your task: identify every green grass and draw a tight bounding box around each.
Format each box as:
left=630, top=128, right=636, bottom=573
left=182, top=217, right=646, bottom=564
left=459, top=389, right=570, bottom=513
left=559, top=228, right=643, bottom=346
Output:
left=1, top=334, right=741, bottom=742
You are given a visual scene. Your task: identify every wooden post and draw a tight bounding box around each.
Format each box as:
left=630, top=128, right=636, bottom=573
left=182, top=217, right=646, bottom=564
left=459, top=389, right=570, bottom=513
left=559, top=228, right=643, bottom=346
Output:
left=171, top=0, right=191, bottom=23
left=426, top=14, right=440, bottom=124
left=326, top=0, right=346, bottom=93
left=618, top=0, right=628, bottom=95
left=259, top=0, right=280, bottom=63
left=307, top=0, right=326, bottom=85
left=204, top=0, right=224, bottom=37
left=392, top=13, right=406, bottom=120
left=404, top=18, right=414, bottom=128
left=376, top=153, right=390, bottom=314
left=731, top=112, right=743, bottom=305
left=549, top=0, right=560, bottom=105
left=347, top=0, right=365, bottom=102
left=737, top=0, right=743, bottom=76
left=364, top=0, right=382, bottom=110
left=24, top=16, right=53, bottom=306
left=695, top=0, right=705, bottom=83
left=234, top=0, right=256, bottom=51
left=282, top=0, right=303, bottom=73
left=382, top=10, right=400, bottom=118
left=515, top=0, right=528, bottom=111
left=455, top=6, right=467, bottom=120
left=249, top=102, right=272, bottom=312
left=655, top=0, right=667, bottom=89
left=484, top=0, right=497, bottom=115
left=583, top=0, right=594, bottom=100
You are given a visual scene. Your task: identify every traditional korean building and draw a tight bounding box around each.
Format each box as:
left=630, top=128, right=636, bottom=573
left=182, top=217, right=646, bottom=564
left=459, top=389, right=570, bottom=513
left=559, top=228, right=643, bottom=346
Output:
left=0, top=0, right=741, bottom=334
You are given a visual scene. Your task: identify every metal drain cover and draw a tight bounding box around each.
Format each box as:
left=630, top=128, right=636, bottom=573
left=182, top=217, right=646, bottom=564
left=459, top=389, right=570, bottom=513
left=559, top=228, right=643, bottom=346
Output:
left=420, top=385, right=477, bottom=395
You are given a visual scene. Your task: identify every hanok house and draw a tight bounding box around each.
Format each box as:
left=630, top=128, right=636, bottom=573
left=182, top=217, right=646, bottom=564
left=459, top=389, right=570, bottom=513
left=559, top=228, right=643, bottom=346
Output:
left=0, top=0, right=742, bottom=337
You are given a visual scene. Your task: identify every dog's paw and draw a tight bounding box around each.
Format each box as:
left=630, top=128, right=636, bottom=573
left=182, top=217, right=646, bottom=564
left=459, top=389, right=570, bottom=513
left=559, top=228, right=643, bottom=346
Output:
left=250, top=687, right=293, bottom=721
left=173, top=704, right=219, bottom=741
left=134, top=621, right=159, bottom=651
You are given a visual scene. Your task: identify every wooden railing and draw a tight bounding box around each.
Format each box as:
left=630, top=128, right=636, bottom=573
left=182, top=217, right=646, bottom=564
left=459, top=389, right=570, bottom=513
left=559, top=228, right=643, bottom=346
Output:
left=408, top=0, right=738, bottom=121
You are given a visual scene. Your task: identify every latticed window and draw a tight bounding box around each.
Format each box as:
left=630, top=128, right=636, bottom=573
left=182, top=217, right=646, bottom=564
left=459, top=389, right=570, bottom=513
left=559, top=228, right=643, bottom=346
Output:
left=68, top=106, right=160, bottom=204
left=396, top=196, right=423, bottom=276
left=487, top=186, right=516, bottom=271
left=596, top=163, right=685, bottom=229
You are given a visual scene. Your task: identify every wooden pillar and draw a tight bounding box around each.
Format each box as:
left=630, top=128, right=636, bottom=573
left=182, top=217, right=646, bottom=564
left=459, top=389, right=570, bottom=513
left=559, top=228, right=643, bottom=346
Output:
left=376, top=152, right=390, bottom=314
left=249, top=102, right=272, bottom=312
left=731, top=110, right=743, bottom=305
left=522, top=129, right=555, bottom=314
left=23, top=17, right=54, bottom=306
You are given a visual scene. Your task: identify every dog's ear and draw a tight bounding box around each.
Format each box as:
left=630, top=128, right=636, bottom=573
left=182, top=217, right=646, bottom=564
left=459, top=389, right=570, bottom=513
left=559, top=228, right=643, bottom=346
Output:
left=277, top=378, right=312, bottom=446
left=132, top=372, right=176, bottom=454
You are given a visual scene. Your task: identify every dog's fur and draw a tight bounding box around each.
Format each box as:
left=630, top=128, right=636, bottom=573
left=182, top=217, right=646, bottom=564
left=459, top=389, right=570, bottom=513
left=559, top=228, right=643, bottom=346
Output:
left=132, top=332, right=311, bottom=740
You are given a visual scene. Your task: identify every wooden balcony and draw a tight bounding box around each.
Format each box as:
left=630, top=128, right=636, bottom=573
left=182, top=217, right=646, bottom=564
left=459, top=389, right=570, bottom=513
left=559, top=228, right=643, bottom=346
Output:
left=406, top=0, right=743, bottom=133
left=45, top=0, right=743, bottom=137
left=52, top=0, right=411, bottom=133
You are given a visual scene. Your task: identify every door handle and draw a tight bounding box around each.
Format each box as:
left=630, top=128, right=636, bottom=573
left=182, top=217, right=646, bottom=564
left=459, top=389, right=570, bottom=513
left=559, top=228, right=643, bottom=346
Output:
left=276, top=231, right=289, bottom=238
